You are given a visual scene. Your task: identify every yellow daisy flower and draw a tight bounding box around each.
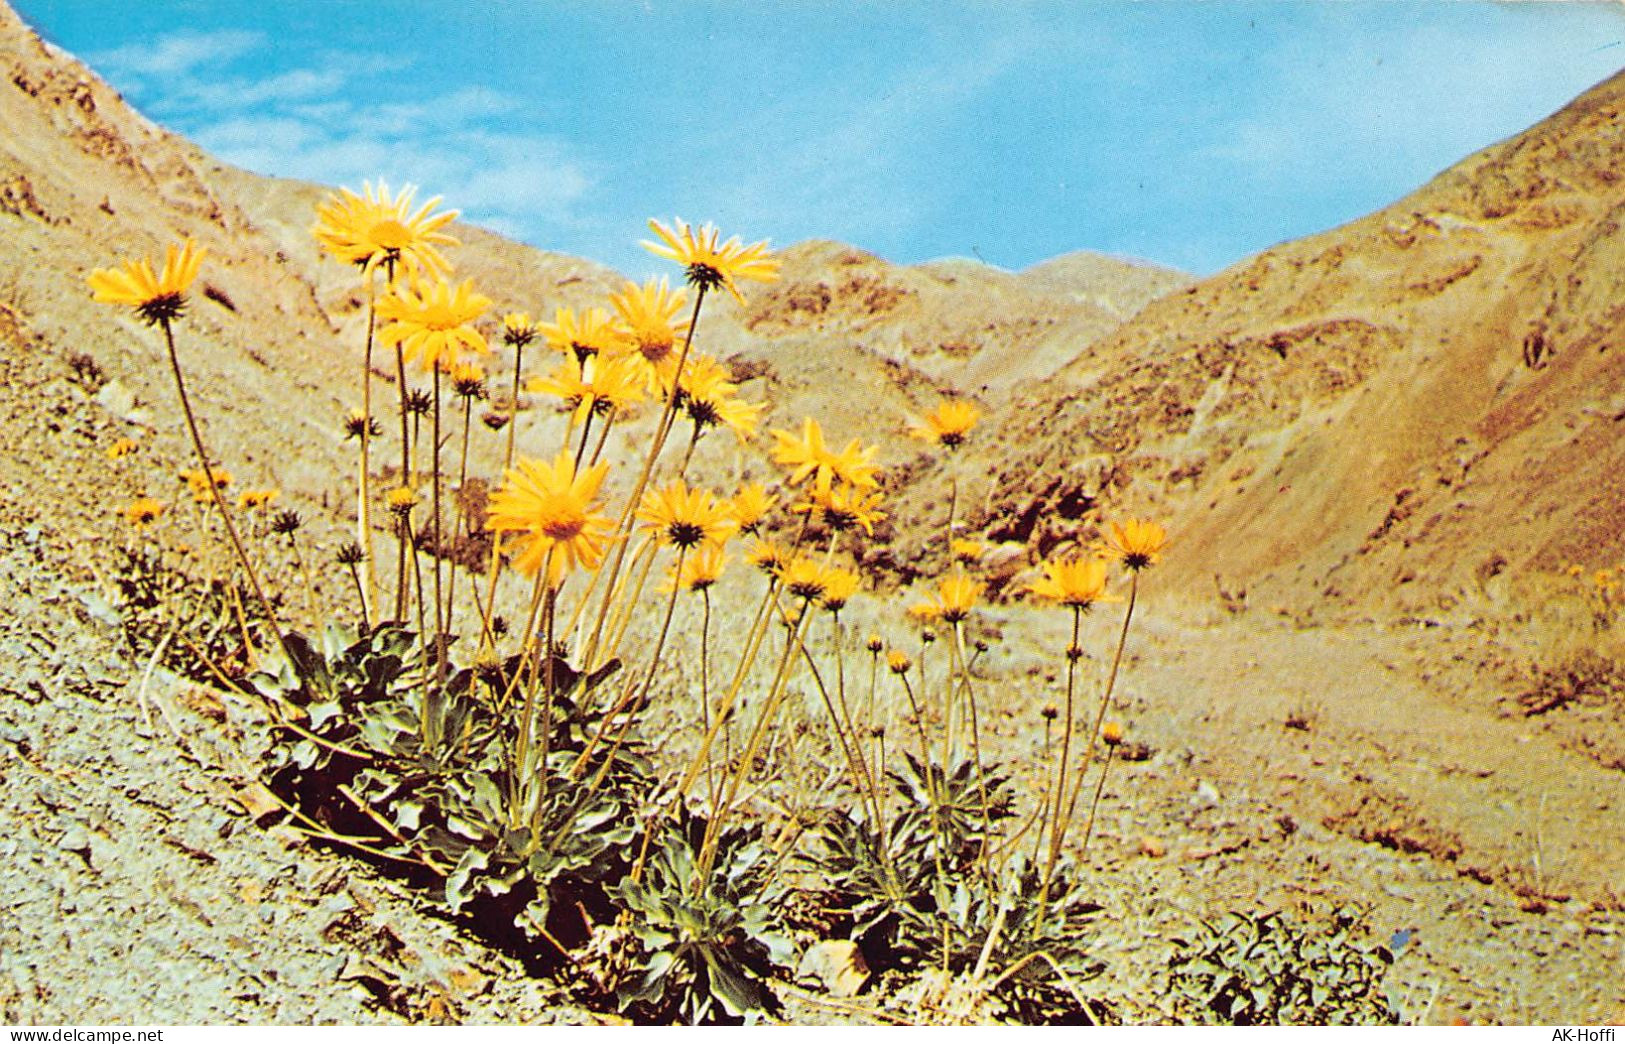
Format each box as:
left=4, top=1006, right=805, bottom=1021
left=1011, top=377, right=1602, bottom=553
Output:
left=502, top=311, right=538, bottom=348
left=663, top=544, right=728, bottom=594
left=343, top=408, right=381, bottom=440
left=793, top=482, right=887, bottom=537
left=746, top=538, right=789, bottom=578
left=87, top=238, right=206, bottom=326
left=782, top=556, right=829, bottom=601
left=376, top=278, right=492, bottom=373
left=906, top=600, right=942, bottom=625
left=539, top=306, right=624, bottom=362
left=727, top=483, right=777, bottom=536
left=311, top=181, right=458, bottom=281
left=819, top=567, right=862, bottom=612
left=638, top=480, right=734, bottom=551
left=449, top=360, right=487, bottom=399
left=610, top=278, right=687, bottom=373
left=1027, top=555, right=1118, bottom=610
left=919, top=572, right=982, bottom=624
left=486, top=452, right=614, bottom=589
left=528, top=354, right=645, bottom=430
left=680, top=361, right=763, bottom=443
left=642, top=217, right=780, bottom=304
left=1100, top=519, right=1168, bottom=572
left=910, top=398, right=982, bottom=449
left=123, top=497, right=166, bottom=526
left=887, top=650, right=913, bottom=675
left=238, top=488, right=280, bottom=511
left=770, top=417, right=881, bottom=492
left=386, top=486, right=420, bottom=517
left=181, top=467, right=233, bottom=503
left=951, top=538, right=985, bottom=565
left=106, top=438, right=140, bottom=461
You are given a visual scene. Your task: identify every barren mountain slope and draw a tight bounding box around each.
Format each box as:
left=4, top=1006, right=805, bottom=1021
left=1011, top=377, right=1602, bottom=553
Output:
left=969, top=68, right=1625, bottom=623
left=0, top=0, right=1186, bottom=552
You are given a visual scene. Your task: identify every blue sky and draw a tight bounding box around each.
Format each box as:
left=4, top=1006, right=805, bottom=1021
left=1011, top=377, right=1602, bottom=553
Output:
left=13, top=2, right=1625, bottom=278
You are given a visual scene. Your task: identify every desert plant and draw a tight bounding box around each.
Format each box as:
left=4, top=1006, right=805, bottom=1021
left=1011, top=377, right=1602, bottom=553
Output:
left=1166, top=908, right=1398, bottom=1025
left=90, top=204, right=1172, bottom=1027
left=609, top=808, right=794, bottom=1023
left=110, top=542, right=268, bottom=688
left=800, top=753, right=1102, bottom=1020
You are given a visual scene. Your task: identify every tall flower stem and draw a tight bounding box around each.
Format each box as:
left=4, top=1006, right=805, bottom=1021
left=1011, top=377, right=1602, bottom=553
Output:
left=603, top=536, right=661, bottom=664
left=896, top=669, right=949, bottom=901
left=572, top=409, right=596, bottom=472
left=1058, top=572, right=1138, bottom=846
left=581, top=542, right=692, bottom=795
left=476, top=341, right=529, bottom=652
left=628, top=546, right=686, bottom=712
left=506, top=569, right=550, bottom=824
left=559, top=532, right=646, bottom=655
left=791, top=615, right=879, bottom=833
left=1039, top=574, right=1140, bottom=931
left=675, top=423, right=703, bottom=480
left=504, top=341, right=526, bottom=470
left=445, top=393, right=474, bottom=626
left=430, top=366, right=447, bottom=682
left=528, top=588, right=560, bottom=835
left=699, top=588, right=715, bottom=798
left=393, top=337, right=413, bottom=621
left=828, top=613, right=887, bottom=847
left=158, top=319, right=287, bottom=664
left=675, top=576, right=779, bottom=799
left=357, top=279, right=379, bottom=621
left=582, top=285, right=708, bottom=671
left=695, top=599, right=810, bottom=887
left=1079, top=743, right=1117, bottom=855
left=1041, top=607, right=1083, bottom=885
left=951, top=620, right=995, bottom=875
left=394, top=519, right=411, bottom=626
left=403, top=514, right=428, bottom=731
left=345, top=558, right=370, bottom=630
left=284, top=533, right=315, bottom=617
left=587, top=413, right=616, bottom=467
left=866, top=646, right=880, bottom=730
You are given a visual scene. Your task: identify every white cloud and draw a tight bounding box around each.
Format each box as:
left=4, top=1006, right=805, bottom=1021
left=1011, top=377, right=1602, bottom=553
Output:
left=190, top=97, right=595, bottom=246
left=189, top=67, right=349, bottom=110
left=92, top=29, right=599, bottom=249
left=91, top=29, right=262, bottom=79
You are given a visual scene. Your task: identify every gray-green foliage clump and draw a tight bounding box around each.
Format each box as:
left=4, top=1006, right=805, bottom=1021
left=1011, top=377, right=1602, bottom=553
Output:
left=250, top=619, right=795, bottom=1023
left=801, top=754, right=1106, bottom=1022
left=1167, top=908, right=1398, bottom=1025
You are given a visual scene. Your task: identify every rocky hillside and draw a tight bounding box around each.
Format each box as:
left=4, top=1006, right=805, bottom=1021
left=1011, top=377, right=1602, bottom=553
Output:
left=966, top=68, right=1625, bottom=621
left=0, top=0, right=1187, bottom=568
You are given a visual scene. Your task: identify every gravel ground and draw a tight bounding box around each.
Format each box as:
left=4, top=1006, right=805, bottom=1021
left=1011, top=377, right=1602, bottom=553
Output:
left=2, top=513, right=1621, bottom=1024
left=0, top=526, right=606, bottom=1025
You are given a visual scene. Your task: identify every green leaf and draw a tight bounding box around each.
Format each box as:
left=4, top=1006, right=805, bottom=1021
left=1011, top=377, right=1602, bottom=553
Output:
left=392, top=800, right=423, bottom=832
left=702, top=950, right=769, bottom=1017
left=619, top=949, right=675, bottom=1009
left=446, top=813, right=487, bottom=841
left=307, top=700, right=343, bottom=730
left=445, top=847, right=489, bottom=912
